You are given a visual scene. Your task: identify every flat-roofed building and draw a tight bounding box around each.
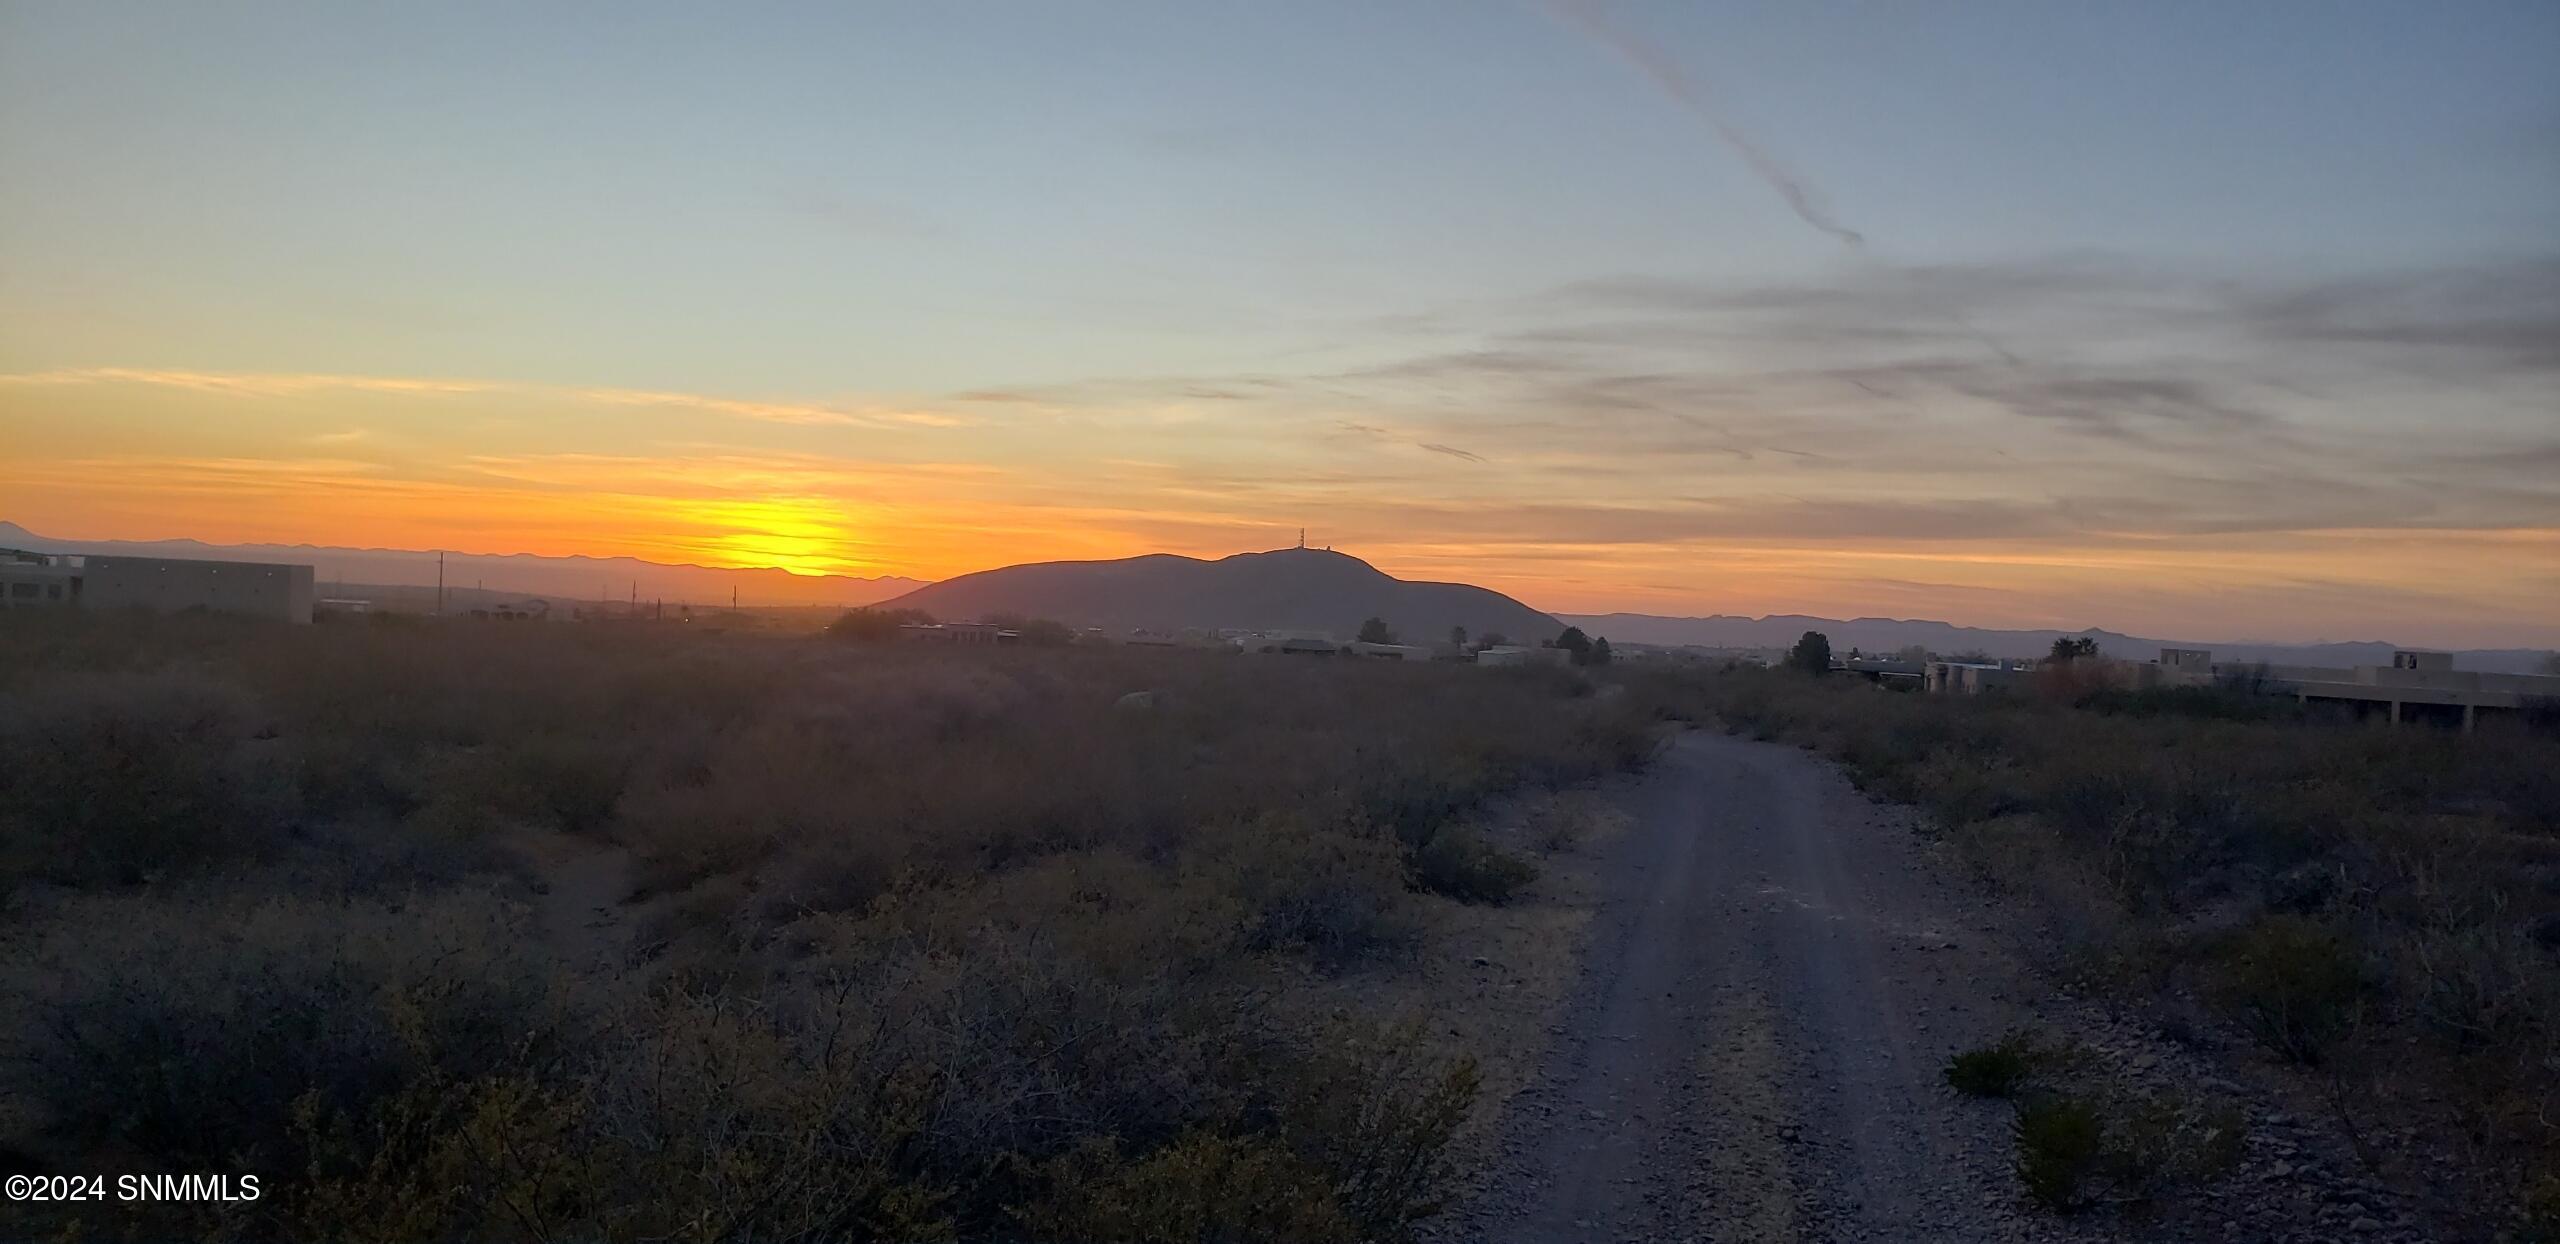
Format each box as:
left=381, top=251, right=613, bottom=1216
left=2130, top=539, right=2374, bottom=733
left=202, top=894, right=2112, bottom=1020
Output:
left=79, top=555, right=316, bottom=623
left=0, top=548, right=81, bottom=610
left=2152, top=648, right=2557, bottom=733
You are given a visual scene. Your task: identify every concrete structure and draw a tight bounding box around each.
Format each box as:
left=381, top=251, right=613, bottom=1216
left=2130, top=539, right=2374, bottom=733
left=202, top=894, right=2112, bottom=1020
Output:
left=1924, top=659, right=2034, bottom=694
left=2133, top=647, right=2556, bottom=733
left=2, top=548, right=315, bottom=622
left=2160, top=647, right=2214, bottom=676
left=0, top=548, right=80, bottom=609
left=78, top=556, right=316, bottom=623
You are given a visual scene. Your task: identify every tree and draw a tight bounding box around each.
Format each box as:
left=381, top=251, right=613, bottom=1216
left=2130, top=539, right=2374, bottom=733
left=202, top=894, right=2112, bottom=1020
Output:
left=1946, top=648, right=1993, bottom=664
left=2540, top=651, right=2560, bottom=676
left=988, top=613, right=1074, bottom=646
left=1553, top=626, right=1592, bottom=662
left=1357, top=617, right=1397, bottom=645
left=1449, top=625, right=1468, bottom=650
left=827, top=607, right=933, bottom=642
left=1893, top=643, right=1932, bottom=663
left=1788, top=630, right=1833, bottom=676
left=1588, top=637, right=1613, bottom=666
left=1477, top=632, right=1507, bottom=650
left=2049, top=636, right=2100, bottom=663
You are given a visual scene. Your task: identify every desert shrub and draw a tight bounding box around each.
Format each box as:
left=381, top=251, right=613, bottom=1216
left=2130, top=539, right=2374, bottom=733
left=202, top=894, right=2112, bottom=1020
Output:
left=2013, top=1090, right=2244, bottom=1212
left=4, top=888, right=569, bottom=1186
left=2213, top=915, right=2368, bottom=1065
left=1946, top=1034, right=2040, bottom=1098
left=826, top=606, right=934, bottom=641
left=0, top=612, right=1663, bottom=1239
left=1023, top=1131, right=1356, bottom=1243
left=2394, top=918, right=2554, bottom=1052
left=1269, top=1035, right=1480, bottom=1238
left=1205, top=816, right=1415, bottom=970
left=2080, top=684, right=2300, bottom=722
left=0, top=671, right=298, bottom=887
left=2014, top=1094, right=2105, bottom=1210
left=1523, top=791, right=1617, bottom=853
left=1407, top=826, right=1538, bottom=904
left=2522, top=1169, right=2560, bottom=1243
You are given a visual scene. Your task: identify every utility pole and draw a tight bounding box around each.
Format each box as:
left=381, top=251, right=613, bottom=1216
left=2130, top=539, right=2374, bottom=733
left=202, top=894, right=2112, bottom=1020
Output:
left=436, top=551, right=445, bottom=615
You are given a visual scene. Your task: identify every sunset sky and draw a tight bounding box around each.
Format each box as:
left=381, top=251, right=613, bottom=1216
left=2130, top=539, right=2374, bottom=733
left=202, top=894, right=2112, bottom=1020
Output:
left=4, top=2, right=2556, bottom=645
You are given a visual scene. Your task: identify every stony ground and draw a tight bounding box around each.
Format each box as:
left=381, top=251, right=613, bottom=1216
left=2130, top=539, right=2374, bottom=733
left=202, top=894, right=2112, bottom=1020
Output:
left=1426, top=730, right=2455, bottom=1244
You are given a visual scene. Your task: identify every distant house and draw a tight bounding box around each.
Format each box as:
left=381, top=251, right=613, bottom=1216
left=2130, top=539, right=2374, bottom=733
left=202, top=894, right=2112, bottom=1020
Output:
left=1347, top=641, right=1431, bottom=661
left=1923, top=659, right=2032, bottom=695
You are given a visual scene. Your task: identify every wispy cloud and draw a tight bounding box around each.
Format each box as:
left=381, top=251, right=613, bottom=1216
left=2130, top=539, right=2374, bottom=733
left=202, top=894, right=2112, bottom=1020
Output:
left=0, top=367, right=497, bottom=397
left=0, top=367, right=977, bottom=430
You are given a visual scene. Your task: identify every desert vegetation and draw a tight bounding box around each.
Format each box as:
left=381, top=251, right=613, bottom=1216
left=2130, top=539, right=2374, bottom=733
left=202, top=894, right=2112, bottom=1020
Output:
left=0, top=609, right=1657, bottom=1242
left=1637, top=664, right=2560, bottom=1231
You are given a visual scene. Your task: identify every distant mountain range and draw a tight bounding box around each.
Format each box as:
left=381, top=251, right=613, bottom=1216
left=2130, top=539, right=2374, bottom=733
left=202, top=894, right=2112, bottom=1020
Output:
left=882, top=547, right=1563, bottom=642
left=1564, top=612, right=2556, bottom=675
left=12, top=520, right=2543, bottom=669
left=0, top=522, right=923, bottom=609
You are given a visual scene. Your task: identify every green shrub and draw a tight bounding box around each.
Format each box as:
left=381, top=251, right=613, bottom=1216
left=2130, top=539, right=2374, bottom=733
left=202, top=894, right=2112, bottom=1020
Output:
left=2014, top=1095, right=2106, bottom=1210
left=2012, top=1090, right=2244, bottom=1213
left=1024, top=1131, right=1357, bottom=1243
left=1207, top=816, right=1414, bottom=970
left=1407, top=826, right=1538, bottom=904
left=2215, top=915, right=2367, bottom=1065
left=1945, top=1034, right=2039, bottom=1098
left=2521, top=1168, right=2560, bottom=1243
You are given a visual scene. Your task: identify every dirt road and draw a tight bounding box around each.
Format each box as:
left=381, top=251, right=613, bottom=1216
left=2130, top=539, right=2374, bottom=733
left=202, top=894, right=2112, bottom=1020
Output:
left=1440, top=731, right=2089, bottom=1243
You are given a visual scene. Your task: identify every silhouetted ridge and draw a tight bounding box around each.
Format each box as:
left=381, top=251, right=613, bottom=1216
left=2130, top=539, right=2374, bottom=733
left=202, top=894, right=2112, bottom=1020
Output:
left=882, top=547, right=1561, bottom=640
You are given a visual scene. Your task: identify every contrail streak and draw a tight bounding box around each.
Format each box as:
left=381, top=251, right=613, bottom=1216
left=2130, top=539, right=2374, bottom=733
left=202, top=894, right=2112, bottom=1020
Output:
left=1547, top=0, right=1864, bottom=249
left=1547, top=0, right=2024, bottom=370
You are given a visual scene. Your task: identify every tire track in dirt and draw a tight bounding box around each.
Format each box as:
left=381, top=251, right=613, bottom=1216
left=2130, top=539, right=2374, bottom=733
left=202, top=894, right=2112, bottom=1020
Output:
left=1437, top=731, right=2130, bottom=1243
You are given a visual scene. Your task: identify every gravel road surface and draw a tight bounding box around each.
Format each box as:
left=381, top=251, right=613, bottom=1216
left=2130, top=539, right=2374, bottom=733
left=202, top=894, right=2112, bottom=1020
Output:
left=1438, top=730, right=2093, bottom=1243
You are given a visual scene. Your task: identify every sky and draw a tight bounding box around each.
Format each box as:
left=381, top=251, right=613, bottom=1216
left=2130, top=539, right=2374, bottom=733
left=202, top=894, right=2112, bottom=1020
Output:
left=3, top=1, right=2556, bottom=646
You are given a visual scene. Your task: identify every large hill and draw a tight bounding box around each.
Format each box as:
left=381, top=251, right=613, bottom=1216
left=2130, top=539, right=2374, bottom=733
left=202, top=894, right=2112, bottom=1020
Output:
left=1565, top=612, right=2555, bottom=675
left=0, top=522, right=923, bottom=609
left=883, top=547, right=1561, bottom=641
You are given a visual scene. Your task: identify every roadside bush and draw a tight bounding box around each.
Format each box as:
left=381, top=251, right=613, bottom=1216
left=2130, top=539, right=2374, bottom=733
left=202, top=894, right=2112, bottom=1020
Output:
left=1407, top=826, right=1538, bottom=904
left=1023, top=1131, right=1356, bottom=1243
left=2013, top=1090, right=2245, bottom=1212
left=1523, top=792, right=1619, bottom=853
left=2214, top=915, right=2368, bottom=1065
left=2013, top=1095, right=2105, bottom=1210
left=1206, top=816, right=1414, bottom=970
left=1946, top=1034, right=2040, bottom=1098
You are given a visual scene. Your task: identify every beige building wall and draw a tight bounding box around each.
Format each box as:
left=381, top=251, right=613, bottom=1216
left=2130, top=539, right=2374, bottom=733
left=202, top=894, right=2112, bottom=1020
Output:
left=80, top=556, right=315, bottom=623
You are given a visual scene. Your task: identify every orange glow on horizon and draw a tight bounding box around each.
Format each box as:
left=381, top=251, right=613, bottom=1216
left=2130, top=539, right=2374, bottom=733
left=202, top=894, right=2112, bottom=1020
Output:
left=3, top=367, right=2555, bottom=647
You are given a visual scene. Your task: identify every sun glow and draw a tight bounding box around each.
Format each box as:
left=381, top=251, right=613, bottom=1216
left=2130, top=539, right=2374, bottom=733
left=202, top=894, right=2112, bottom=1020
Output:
left=678, top=498, right=873, bottom=577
